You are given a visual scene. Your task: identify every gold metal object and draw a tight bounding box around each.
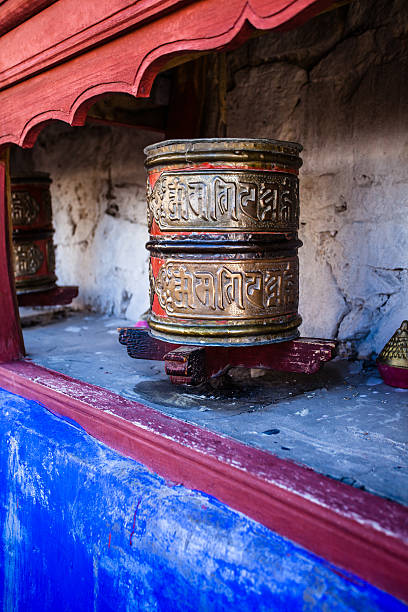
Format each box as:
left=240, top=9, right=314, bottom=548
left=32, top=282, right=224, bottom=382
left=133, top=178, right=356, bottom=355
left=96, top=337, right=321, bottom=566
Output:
left=144, top=138, right=303, bottom=170
left=377, top=321, right=408, bottom=369
left=153, top=258, right=298, bottom=319
left=11, top=174, right=57, bottom=294
left=145, top=138, right=303, bottom=346
left=147, top=169, right=299, bottom=233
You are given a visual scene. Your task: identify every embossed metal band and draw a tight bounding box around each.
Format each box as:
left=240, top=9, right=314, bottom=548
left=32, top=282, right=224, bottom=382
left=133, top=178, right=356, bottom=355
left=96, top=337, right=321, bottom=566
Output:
left=151, top=257, right=298, bottom=320
left=14, top=242, right=44, bottom=276
left=11, top=181, right=52, bottom=230
left=147, top=170, right=299, bottom=233
left=11, top=191, right=40, bottom=226
left=144, top=138, right=303, bottom=170
left=13, top=237, right=57, bottom=293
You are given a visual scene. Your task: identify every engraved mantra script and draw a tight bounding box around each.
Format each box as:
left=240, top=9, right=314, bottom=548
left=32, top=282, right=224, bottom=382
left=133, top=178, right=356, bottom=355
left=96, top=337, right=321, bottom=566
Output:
left=11, top=191, right=40, bottom=225
left=153, top=259, right=298, bottom=319
left=148, top=170, right=299, bottom=231
left=14, top=242, right=44, bottom=275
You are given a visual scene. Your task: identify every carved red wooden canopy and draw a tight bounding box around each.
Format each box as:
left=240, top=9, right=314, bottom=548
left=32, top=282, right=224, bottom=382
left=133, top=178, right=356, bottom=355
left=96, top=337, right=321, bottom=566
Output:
left=0, top=0, right=337, bottom=148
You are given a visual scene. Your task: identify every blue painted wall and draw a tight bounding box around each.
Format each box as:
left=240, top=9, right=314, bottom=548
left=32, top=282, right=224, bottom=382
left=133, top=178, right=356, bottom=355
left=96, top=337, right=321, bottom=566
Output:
left=0, top=386, right=406, bottom=612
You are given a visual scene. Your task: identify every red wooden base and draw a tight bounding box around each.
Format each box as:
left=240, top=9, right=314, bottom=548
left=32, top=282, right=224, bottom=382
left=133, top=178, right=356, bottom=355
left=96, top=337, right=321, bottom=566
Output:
left=377, top=363, right=408, bottom=389
left=17, top=285, right=78, bottom=307
left=118, top=328, right=337, bottom=385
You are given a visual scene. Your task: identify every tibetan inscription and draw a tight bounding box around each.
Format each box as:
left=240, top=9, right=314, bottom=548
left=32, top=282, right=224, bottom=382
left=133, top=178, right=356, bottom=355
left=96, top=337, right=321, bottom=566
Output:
left=153, top=258, right=298, bottom=319
left=14, top=242, right=44, bottom=276
left=147, top=170, right=299, bottom=232
left=11, top=191, right=40, bottom=226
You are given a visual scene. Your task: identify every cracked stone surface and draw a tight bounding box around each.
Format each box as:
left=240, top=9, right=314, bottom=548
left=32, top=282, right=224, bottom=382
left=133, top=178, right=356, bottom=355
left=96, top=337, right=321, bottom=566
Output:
left=11, top=0, right=408, bottom=359
left=23, top=312, right=408, bottom=506
left=222, top=0, right=408, bottom=358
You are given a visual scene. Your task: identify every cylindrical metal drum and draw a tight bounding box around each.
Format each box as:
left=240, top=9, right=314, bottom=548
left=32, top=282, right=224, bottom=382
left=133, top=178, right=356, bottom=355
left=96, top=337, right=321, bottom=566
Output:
left=11, top=174, right=57, bottom=294
left=145, top=138, right=303, bottom=346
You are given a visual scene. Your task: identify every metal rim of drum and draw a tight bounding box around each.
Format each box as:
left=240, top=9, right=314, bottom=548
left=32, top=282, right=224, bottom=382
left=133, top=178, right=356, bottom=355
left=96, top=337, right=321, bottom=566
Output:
left=144, top=138, right=303, bottom=168
left=145, top=138, right=303, bottom=346
left=11, top=173, right=52, bottom=184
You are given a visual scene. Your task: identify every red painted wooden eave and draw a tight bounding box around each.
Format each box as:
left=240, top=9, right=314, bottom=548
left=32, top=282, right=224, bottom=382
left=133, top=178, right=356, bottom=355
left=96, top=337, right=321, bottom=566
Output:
left=0, top=0, right=338, bottom=149
left=0, top=0, right=58, bottom=36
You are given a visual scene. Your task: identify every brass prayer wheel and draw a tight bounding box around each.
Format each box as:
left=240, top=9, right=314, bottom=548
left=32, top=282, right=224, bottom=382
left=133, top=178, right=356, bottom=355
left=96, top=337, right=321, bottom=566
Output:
left=145, top=138, right=303, bottom=346
left=11, top=174, right=57, bottom=294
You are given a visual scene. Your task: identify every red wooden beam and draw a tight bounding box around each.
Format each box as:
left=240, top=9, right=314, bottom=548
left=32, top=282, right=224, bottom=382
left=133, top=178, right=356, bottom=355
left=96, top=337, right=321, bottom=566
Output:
left=0, top=0, right=58, bottom=36
left=118, top=328, right=337, bottom=384
left=0, top=149, right=24, bottom=362
left=0, top=359, right=407, bottom=603
left=0, top=0, right=339, bottom=149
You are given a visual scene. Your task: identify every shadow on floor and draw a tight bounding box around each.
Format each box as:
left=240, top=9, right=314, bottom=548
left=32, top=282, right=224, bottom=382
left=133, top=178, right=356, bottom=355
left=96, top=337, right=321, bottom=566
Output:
left=133, top=361, right=346, bottom=413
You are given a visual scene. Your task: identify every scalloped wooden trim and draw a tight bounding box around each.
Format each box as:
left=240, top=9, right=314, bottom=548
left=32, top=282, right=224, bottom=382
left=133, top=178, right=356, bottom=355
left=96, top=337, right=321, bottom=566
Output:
left=0, top=0, right=195, bottom=90
left=0, top=1, right=335, bottom=91
left=0, top=0, right=336, bottom=149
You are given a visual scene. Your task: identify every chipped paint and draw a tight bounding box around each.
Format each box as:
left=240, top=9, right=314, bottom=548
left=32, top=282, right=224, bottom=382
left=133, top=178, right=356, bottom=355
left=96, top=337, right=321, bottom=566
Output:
left=0, top=386, right=406, bottom=610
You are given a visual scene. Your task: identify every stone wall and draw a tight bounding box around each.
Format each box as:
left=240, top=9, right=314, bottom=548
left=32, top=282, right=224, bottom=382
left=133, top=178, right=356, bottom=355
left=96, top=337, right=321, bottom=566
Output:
left=222, top=0, right=408, bottom=358
left=12, top=0, right=408, bottom=358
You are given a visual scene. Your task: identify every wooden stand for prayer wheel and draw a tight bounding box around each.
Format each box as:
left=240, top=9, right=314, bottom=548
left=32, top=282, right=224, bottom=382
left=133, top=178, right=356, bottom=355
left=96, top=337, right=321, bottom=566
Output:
left=118, top=326, right=337, bottom=386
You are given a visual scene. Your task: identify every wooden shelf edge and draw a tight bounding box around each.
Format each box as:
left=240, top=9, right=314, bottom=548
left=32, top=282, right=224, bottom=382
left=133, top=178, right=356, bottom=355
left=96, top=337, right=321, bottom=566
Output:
left=0, top=358, right=407, bottom=603
left=17, top=285, right=78, bottom=307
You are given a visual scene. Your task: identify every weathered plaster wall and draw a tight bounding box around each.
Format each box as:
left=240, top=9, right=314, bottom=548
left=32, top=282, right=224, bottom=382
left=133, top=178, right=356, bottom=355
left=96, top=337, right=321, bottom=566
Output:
left=12, top=0, right=408, bottom=358
left=223, top=0, right=408, bottom=358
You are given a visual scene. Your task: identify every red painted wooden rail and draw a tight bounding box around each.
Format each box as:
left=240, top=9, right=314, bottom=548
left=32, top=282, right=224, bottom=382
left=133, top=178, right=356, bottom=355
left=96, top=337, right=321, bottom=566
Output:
left=0, top=151, right=24, bottom=362
left=0, top=359, right=407, bottom=602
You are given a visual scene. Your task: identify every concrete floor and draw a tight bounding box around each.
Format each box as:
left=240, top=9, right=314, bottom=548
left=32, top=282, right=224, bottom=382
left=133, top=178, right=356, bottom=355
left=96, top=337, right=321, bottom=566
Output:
left=21, top=311, right=408, bottom=506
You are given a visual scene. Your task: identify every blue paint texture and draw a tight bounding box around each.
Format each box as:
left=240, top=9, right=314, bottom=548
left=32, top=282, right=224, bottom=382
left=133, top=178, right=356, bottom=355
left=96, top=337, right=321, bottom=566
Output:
left=0, top=387, right=406, bottom=612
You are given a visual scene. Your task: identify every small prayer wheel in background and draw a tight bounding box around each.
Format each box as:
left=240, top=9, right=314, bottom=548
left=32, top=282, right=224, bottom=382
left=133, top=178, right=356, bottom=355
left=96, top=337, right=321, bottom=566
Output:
left=11, top=174, right=57, bottom=295
left=144, top=138, right=303, bottom=346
